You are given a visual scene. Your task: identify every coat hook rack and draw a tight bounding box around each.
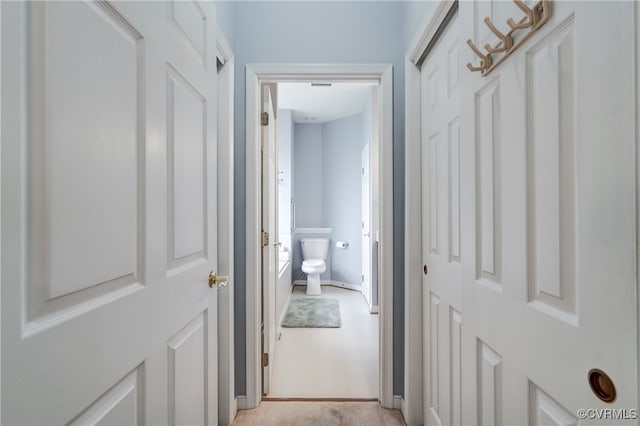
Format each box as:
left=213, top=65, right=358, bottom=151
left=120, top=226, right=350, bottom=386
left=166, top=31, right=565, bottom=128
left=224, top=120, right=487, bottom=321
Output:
left=466, top=0, right=551, bottom=76
left=466, top=39, right=492, bottom=73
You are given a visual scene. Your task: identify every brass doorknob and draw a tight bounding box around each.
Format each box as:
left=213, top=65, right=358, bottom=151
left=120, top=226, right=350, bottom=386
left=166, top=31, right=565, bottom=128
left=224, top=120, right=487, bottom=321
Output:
left=209, top=272, right=229, bottom=289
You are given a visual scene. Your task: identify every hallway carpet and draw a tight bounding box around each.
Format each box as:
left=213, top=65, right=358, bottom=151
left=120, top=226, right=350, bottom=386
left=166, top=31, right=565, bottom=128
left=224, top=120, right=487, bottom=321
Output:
left=232, top=401, right=406, bottom=426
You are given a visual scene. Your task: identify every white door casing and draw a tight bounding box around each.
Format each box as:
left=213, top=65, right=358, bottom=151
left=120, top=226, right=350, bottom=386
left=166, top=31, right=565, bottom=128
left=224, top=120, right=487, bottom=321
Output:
left=362, top=143, right=372, bottom=310
left=417, top=1, right=638, bottom=425
left=244, top=64, right=394, bottom=408
left=1, top=2, right=219, bottom=424
left=261, top=83, right=278, bottom=396
left=420, top=10, right=462, bottom=426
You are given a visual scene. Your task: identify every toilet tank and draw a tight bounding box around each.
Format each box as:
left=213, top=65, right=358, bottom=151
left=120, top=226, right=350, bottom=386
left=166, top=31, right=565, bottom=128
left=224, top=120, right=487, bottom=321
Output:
left=300, top=238, right=329, bottom=260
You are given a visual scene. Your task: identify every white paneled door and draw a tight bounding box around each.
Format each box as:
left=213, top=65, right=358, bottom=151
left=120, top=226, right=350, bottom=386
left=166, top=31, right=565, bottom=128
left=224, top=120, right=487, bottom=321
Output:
left=422, top=1, right=637, bottom=425
left=261, top=83, right=278, bottom=396
left=420, top=11, right=462, bottom=426
left=1, top=2, right=220, bottom=424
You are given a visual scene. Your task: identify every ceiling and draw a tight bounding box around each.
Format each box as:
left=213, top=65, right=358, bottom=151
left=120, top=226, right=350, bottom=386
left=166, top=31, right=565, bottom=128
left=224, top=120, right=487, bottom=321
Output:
left=277, top=82, right=375, bottom=124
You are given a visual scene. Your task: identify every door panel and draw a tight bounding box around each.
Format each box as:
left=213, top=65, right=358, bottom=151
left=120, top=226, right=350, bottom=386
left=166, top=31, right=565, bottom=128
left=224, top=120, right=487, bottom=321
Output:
left=167, top=64, right=208, bottom=268
left=421, top=11, right=461, bottom=426
left=69, top=367, right=144, bottom=426
left=25, top=0, right=144, bottom=332
left=168, top=312, right=207, bottom=426
left=1, top=1, right=219, bottom=424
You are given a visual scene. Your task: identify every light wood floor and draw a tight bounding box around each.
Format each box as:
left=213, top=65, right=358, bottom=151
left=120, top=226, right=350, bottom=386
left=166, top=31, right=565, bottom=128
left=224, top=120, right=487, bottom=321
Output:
left=267, top=285, right=379, bottom=398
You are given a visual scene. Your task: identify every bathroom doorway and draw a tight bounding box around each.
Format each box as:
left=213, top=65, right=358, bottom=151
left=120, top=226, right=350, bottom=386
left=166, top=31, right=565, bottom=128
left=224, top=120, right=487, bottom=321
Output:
left=244, top=63, right=394, bottom=408
left=264, top=80, right=380, bottom=399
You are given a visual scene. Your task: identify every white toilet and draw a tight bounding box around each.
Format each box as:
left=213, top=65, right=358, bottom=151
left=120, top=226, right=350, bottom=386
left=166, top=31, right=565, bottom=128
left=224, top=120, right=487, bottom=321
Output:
left=300, top=238, right=329, bottom=296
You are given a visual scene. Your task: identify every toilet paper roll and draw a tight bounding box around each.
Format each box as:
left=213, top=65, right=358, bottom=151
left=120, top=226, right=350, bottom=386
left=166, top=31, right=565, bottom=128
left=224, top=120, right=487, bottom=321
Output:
left=335, top=241, right=349, bottom=248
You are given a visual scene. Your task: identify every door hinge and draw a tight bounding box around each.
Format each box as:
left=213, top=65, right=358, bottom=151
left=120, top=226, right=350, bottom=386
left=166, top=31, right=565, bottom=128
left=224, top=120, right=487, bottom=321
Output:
left=261, top=231, right=269, bottom=247
left=362, top=167, right=365, bottom=175
left=261, top=112, right=269, bottom=126
left=262, top=353, right=269, bottom=367
left=362, top=274, right=364, bottom=282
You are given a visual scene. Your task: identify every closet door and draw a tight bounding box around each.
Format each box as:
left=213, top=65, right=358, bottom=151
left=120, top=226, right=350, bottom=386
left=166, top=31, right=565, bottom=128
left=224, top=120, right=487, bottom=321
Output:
left=457, top=1, right=637, bottom=424
left=420, top=11, right=463, bottom=426
left=1, top=2, right=220, bottom=424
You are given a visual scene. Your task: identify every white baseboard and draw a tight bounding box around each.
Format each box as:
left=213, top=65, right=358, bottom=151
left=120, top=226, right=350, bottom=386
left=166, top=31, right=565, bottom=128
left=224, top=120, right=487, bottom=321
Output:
left=236, top=395, right=248, bottom=410
left=230, top=399, right=238, bottom=425
left=400, top=397, right=408, bottom=421
left=393, top=395, right=403, bottom=410
left=277, top=289, right=293, bottom=334
left=293, top=280, right=363, bottom=292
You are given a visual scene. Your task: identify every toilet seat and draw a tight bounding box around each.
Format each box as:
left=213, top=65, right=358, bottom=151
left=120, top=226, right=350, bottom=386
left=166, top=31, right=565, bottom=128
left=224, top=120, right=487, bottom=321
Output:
left=302, top=258, right=326, bottom=274
left=302, top=259, right=324, bottom=268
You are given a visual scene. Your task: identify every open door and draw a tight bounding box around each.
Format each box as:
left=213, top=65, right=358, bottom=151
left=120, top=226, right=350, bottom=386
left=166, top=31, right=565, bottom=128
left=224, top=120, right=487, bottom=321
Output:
left=2, top=2, right=220, bottom=424
left=260, top=83, right=278, bottom=396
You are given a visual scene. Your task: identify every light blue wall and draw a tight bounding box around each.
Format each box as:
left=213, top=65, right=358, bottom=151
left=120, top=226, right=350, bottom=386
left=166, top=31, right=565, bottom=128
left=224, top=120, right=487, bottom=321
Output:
left=229, top=1, right=437, bottom=397
left=293, top=124, right=324, bottom=227
left=291, top=123, right=331, bottom=283
left=215, top=1, right=236, bottom=51
left=323, top=112, right=366, bottom=285
left=402, top=1, right=437, bottom=49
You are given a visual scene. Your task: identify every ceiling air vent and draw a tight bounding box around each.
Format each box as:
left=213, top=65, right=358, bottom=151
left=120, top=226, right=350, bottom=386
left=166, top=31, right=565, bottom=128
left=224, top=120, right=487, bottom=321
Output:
left=310, top=83, right=332, bottom=87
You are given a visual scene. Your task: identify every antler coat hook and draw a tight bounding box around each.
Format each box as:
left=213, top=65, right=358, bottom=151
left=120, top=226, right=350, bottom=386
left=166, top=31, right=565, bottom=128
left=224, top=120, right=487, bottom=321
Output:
left=466, top=39, right=492, bottom=73
left=484, top=17, right=513, bottom=53
left=508, top=0, right=537, bottom=29
left=465, top=0, right=551, bottom=76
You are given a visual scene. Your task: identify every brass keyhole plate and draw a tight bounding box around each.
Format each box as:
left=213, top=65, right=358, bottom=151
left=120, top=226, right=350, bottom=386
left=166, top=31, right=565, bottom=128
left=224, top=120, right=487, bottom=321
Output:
left=588, top=369, right=616, bottom=403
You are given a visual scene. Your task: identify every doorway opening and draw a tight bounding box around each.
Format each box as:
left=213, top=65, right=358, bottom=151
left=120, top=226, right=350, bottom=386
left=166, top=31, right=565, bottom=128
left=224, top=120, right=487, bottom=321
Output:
left=244, top=64, right=394, bottom=409
left=263, top=81, right=379, bottom=399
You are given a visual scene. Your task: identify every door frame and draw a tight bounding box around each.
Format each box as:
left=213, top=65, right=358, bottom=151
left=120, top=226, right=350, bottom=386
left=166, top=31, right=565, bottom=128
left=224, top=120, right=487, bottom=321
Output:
left=216, top=28, right=236, bottom=426
left=636, top=0, right=640, bottom=408
left=403, top=1, right=459, bottom=424
left=244, top=63, right=394, bottom=409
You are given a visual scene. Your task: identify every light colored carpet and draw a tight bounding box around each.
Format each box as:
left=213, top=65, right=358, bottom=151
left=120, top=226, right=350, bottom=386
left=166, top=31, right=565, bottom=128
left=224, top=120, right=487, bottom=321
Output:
left=281, top=298, right=341, bottom=328
left=232, top=401, right=406, bottom=426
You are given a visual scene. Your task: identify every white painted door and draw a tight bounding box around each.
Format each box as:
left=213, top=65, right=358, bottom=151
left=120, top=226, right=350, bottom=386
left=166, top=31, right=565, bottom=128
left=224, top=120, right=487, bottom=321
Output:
left=420, top=11, right=463, bottom=426
left=1, top=2, right=220, bottom=424
left=362, top=143, right=372, bottom=309
left=422, top=1, right=638, bottom=425
left=217, top=48, right=235, bottom=426
left=261, top=83, right=278, bottom=396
